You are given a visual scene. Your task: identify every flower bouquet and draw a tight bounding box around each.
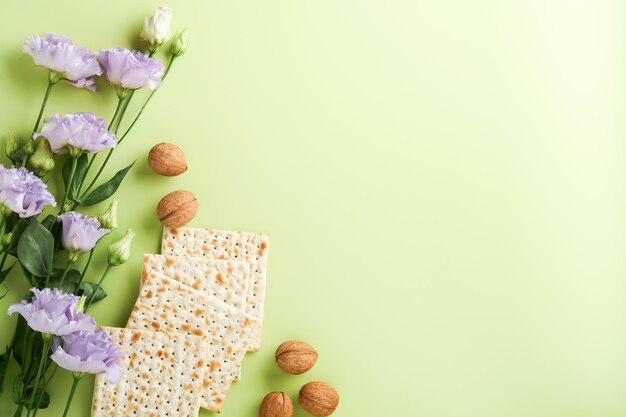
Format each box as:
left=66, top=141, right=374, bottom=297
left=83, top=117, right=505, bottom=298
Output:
left=0, top=7, right=188, bottom=416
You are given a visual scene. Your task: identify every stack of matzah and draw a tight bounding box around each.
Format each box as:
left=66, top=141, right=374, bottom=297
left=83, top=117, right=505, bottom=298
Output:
left=91, top=227, right=269, bottom=416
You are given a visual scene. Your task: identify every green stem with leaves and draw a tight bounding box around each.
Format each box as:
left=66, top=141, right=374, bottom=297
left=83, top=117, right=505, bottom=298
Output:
left=25, top=336, right=51, bottom=417
left=118, top=56, right=176, bottom=144
left=81, top=56, right=176, bottom=198
left=79, top=93, right=133, bottom=198
left=75, top=97, right=126, bottom=197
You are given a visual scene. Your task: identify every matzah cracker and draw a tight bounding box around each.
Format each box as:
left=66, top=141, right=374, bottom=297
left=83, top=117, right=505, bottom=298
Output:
left=161, top=227, right=269, bottom=350
left=126, top=271, right=261, bottom=412
left=92, top=327, right=205, bottom=417
left=142, top=254, right=251, bottom=312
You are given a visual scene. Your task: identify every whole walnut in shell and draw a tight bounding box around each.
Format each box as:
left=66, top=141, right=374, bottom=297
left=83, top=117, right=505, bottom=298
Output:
left=259, top=392, right=293, bottom=417
left=157, top=190, right=198, bottom=228
left=148, top=142, right=187, bottom=176
left=275, top=340, right=318, bottom=375
left=299, top=382, right=339, bottom=417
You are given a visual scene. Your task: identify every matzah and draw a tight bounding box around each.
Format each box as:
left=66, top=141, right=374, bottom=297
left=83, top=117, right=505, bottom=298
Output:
left=142, top=254, right=251, bottom=313
left=126, top=271, right=261, bottom=412
left=161, top=227, right=269, bottom=351
left=91, top=327, right=205, bottom=417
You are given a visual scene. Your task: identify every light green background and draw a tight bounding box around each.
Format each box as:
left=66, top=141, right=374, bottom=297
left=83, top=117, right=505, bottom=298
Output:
left=1, top=0, right=625, bottom=415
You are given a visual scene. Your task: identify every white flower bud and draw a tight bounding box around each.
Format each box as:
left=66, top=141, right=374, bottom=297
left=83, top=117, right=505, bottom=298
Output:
left=140, top=6, right=173, bottom=52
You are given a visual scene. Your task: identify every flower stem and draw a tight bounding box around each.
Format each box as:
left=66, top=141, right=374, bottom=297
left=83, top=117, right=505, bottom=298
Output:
left=73, top=97, right=126, bottom=201
left=108, top=96, right=125, bottom=130
left=59, top=157, right=78, bottom=214
left=118, top=56, right=176, bottom=144
left=61, top=376, right=81, bottom=417
left=77, top=248, right=95, bottom=288
left=57, top=258, right=75, bottom=288
left=32, top=81, right=54, bottom=135
left=25, top=336, right=51, bottom=417
left=80, top=94, right=133, bottom=198
left=86, top=264, right=112, bottom=310
left=13, top=404, right=23, bottom=417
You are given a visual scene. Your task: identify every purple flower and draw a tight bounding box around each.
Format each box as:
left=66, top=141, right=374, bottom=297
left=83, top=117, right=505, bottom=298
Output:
left=33, top=112, right=116, bottom=154
left=51, top=330, right=123, bottom=382
left=98, top=48, right=164, bottom=90
left=58, top=212, right=109, bottom=256
left=8, top=288, right=95, bottom=336
left=0, top=165, right=56, bottom=218
left=23, top=33, right=102, bottom=91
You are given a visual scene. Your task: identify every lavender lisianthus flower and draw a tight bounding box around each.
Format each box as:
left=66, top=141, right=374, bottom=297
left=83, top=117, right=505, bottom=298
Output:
left=51, top=330, right=123, bottom=382
left=23, top=33, right=102, bottom=91
left=33, top=112, right=116, bottom=154
left=8, top=288, right=95, bottom=336
left=0, top=165, right=56, bottom=218
left=98, top=48, right=164, bottom=90
left=58, top=212, right=109, bottom=258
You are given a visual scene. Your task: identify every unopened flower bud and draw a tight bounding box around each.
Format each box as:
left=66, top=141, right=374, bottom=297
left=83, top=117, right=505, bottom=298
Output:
left=5, top=134, right=19, bottom=161
left=108, top=229, right=135, bottom=266
left=141, top=6, right=173, bottom=53
left=98, top=200, right=119, bottom=231
left=171, top=29, right=189, bottom=57
left=23, top=140, right=35, bottom=156
left=28, top=138, right=55, bottom=176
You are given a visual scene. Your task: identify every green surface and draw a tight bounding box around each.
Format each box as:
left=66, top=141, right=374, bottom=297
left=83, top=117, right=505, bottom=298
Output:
left=1, top=0, right=625, bottom=415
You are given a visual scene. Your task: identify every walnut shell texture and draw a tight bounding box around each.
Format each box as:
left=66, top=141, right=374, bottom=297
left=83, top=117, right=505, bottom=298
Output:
left=148, top=142, right=188, bottom=176
left=157, top=190, right=198, bottom=228
left=275, top=340, right=318, bottom=375
left=299, top=382, right=339, bottom=417
left=259, top=392, right=293, bottom=417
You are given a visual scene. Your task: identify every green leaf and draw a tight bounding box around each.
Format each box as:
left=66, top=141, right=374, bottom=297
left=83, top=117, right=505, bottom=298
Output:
left=79, top=282, right=107, bottom=307
left=23, top=387, right=50, bottom=410
left=16, top=222, right=54, bottom=277
left=0, top=347, right=10, bottom=392
left=6, top=217, right=32, bottom=256
left=62, top=154, right=88, bottom=201
left=48, top=268, right=82, bottom=293
left=12, top=375, right=23, bottom=404
left=12, top=318, right=29, bottom=368
left=40, top=214, right=56, bottom=231
left=79, top=161, right=135, bottom=206
left=0, top=263, right=14, bottom=286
